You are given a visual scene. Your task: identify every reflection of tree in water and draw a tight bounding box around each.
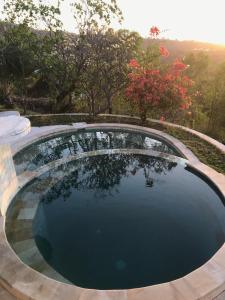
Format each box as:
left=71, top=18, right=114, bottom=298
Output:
left=41, top=154, right=177, bottom=204
left=130, top=155, right=177, bottom=188
left=14, top=130, right=178, bottom=174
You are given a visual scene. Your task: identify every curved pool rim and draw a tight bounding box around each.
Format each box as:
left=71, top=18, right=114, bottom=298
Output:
left=4, top=149, right=225, bottom=288
left=11, top=123, right=199, bottom=163
left=1, top=125, right=225, bottom=300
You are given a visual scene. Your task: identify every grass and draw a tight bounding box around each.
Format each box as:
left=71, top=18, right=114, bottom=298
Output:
left=27, top=114, right=225, bottom=175
left=162, top=127, right=225, bottom=174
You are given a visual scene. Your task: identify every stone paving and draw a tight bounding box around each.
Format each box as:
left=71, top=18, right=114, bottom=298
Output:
left=0, top=286, right=17, bottom=300
left=0, top=145, right=18, bottom=216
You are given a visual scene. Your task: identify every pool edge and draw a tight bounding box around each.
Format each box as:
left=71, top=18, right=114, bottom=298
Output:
left=1, top=125, right=225, bottom=300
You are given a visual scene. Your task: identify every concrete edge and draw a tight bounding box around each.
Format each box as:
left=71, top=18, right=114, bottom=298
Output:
left=11, top=123, right=200, bottom=164
left=25, top=113, right=225, bottom=154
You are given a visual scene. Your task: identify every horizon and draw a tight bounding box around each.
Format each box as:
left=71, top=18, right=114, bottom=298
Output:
left=1, top=0, right=225, bottom=46
left=61, top=0, right=225, bottom=46
left=114, top=0, right=225, bottom=46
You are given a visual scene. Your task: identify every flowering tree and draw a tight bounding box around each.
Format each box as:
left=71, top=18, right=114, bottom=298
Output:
left=126, top=26, right=193, bottom=122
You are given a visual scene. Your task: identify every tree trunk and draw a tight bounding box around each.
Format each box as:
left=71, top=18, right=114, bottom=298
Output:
left=22, top=98, right=27, bottom=115
left=139, top=102, right=146, bottom=123
left=140, top=111, right=146, bottom=123
left=107, top=96, right=113, bottom=114
left=56, top=82, right=77, bottom=109
left=108, top=106, right=112, bottom=114
left=91, top=98, right=95, bottom=116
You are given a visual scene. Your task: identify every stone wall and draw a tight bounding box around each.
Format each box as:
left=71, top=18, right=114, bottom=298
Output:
left=0, top=145, right=18, bottom=216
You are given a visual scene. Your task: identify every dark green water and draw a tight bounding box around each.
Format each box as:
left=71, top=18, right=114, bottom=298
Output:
left=27, top=154, right=225, bottom=289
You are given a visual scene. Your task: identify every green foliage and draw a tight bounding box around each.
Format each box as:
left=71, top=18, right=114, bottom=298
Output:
left=79, top=28, right=142, bottom=115
left=71, top=0, right=123, bottom=31
left=184, top=52, right=210, bottom=79
left=0, top=24, right=39, bottom=77
left=1, top=0, right=125, bottom=113
left=164, top=127, right=225, bottom=174
left=182, top=52, right=225, bottom=142
left=0, top=22, right=40, bottom=112
left=3, top=0, right=123, bottom=32
left=3, top=0, right=63, bottom=31
left=136, top=44, right=161, bottom=69
left=206, top=62, right=225, bottom=138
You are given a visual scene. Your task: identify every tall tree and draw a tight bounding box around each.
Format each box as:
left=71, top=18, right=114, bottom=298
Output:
left=207, top=62, right=225, bottom=139
left=125, top=27, right=194, bottom=122
left=0, top=23, right=40, bottom=113
left=1, top=0, right=123, bottom=112
left=79, top=28, right=142, bottom=115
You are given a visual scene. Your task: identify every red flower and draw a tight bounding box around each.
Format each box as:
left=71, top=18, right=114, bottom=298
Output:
left=128, top=59, right=140, bottom=68
left=173, top=59, right=187, bottom=72
left=150, top=26, right=160, bottom=38
left=126, top=49, right=193, bottom=121
left=160, top=46, right=169, bottom=57
left=164, top=73, right=173, bottom=81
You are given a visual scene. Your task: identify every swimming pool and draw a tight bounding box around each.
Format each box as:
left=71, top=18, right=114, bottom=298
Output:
left=6, top=150, right=225, bottom=290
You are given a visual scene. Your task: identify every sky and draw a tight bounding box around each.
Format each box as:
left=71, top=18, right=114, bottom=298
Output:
left=1, top=0, right=225, bottom=45
left=112, top=0, right=225, bottom=45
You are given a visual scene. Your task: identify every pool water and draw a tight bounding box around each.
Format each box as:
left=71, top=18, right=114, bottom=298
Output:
left=6, top=153, right=225, bottom=290
left=13, top=129, right=181, bottom=175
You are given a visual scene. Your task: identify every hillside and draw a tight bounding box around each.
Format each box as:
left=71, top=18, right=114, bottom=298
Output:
left=143, top=38, right=225, bottom=64
left=1, top=21, right=225, bottom=65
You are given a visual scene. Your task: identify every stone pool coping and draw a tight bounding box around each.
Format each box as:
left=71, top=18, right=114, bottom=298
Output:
left=11, top=123, right=199, bottom=164
left=1, top=124, right=225, bottom=299
left=101, top=114, right=225, bottom=154
left=25, top=113, right=225, bottom=154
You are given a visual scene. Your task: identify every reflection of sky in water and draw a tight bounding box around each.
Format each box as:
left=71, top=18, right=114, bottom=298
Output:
left=14, top=129, right=180, bottom=175
left=6, top=154, right=225, bottom=290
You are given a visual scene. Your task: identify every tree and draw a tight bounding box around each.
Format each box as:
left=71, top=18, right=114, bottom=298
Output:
left=184, top=52, right=209, bottom=80
left=71, top=0, right=123, bottom=32
left=1, top=0, right=123, bottom=112
left=183, top=52, right=210, bottom=129
left=3, top=0, right=123, bottom=32
left=39, top=33, right=89, bottom=112
left=79, top=28, right=142, bottom=115
left=125, top=26, right=193, bottom=122
left=100, top=29, right=142, bottom=114
left=0, top=23, right=40, bottom=113
left=1, top=0, right=64, bottom=112
left=206, top=62, right=225, bottom=139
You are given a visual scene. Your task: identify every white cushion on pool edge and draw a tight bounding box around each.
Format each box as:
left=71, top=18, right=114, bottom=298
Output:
left=0, top=116, right=31, bottom=137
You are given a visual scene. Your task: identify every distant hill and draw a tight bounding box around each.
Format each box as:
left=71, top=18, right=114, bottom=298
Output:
left=1, top=20, right=225, bottom=66
left=143, top=38, right=225, bottom=65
